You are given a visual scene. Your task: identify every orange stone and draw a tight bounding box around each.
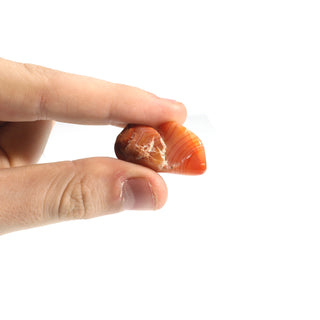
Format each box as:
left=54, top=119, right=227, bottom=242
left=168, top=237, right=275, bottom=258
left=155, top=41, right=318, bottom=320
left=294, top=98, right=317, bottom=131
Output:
left=114, top=121, right=206, bottom=175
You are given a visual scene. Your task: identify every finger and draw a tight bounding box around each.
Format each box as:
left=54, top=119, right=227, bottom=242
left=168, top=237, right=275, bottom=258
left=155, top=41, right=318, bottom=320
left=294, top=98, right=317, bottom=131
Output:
left=0, top=120, right=53, bottom=168
left=0, top=58, right=187, bottom=126
left=0, top=157, right=167, bottom=235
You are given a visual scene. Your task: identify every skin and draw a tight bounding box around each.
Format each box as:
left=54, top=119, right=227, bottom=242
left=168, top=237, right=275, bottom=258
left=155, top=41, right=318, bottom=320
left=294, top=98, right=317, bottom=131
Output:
left=0, top=58, right=187, bottom=235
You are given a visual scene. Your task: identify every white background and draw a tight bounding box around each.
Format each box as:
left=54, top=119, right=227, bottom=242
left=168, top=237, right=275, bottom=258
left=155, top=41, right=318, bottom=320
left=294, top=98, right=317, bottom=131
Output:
left=1, top=0, right=320, bottom=319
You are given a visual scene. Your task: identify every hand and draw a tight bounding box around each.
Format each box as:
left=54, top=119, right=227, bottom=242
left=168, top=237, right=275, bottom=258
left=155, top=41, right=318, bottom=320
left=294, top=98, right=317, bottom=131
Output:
left=0, top=58, right=186, bottom=235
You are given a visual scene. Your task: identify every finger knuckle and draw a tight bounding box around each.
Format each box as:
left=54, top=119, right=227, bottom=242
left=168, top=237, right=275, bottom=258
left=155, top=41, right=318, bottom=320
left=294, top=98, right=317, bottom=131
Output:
left=57, top=163, right=94, bottom=220
left=22, top=62, right=52, bottom=120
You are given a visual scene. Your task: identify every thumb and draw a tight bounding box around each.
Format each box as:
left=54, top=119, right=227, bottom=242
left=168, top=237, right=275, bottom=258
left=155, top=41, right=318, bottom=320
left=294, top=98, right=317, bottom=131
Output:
left=0, top=157, right=167, bottom=235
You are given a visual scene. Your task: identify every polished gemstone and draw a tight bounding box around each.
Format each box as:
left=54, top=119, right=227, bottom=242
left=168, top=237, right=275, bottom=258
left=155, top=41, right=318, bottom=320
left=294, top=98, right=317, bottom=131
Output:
left=115, top=121, right=206, bottom=175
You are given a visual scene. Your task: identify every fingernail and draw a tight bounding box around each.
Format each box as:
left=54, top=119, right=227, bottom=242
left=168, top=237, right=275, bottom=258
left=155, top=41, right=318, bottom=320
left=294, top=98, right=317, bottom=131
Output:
left=151, top=93, right=182, bottom=106
left=121, top=178, right=155, bottom=210
left=162, top=98, right=184, bottom=106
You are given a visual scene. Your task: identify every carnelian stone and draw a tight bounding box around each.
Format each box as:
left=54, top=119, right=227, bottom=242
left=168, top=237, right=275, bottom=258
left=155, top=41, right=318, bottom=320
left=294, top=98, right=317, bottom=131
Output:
left=115, top=121, right=206, bottom=175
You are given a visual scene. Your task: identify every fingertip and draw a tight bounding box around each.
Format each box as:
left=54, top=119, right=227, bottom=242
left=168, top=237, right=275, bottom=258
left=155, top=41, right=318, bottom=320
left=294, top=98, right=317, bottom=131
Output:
left=169, top=100, right=188, bottom=124
left=121, top=169, right=168, bottom=211
left=155, top=97, right=187, bottom=125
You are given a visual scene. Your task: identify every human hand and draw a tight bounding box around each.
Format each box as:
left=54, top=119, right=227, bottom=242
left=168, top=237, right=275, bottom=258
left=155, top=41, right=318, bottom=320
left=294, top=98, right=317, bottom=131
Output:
left=0, top=58, right=186, bottom=235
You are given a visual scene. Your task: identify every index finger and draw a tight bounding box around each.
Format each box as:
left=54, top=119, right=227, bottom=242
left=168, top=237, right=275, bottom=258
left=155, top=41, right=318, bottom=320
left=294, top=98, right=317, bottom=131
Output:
left=0, top=58, right=187, bottom=126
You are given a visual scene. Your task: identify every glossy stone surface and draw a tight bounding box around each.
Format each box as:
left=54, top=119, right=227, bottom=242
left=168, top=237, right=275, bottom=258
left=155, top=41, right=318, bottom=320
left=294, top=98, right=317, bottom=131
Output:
left=115, top=121, right=206, bottom=175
